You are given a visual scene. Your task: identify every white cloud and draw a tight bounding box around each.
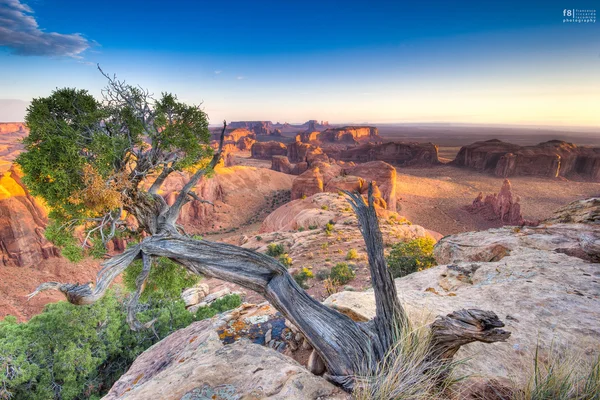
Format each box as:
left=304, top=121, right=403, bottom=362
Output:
left=236, top=76, right=245, bottom=80
left=214, top=70, right=222, bottom=74
left=0, top=0, right=92, bottom=57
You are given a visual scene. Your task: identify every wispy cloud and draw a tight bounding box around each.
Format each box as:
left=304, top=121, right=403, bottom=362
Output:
left=0, top=0, right=92, bottom=57
left=236, top=76, right=245, bottom=80
left=214, top=70, right=222, bottom=74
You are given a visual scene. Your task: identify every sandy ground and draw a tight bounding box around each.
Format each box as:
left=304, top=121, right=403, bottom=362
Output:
left=396, top=164, right=600, bottom=236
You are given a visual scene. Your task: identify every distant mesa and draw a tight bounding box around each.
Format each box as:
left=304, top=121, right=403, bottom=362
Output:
left=250, top=141, right=288, bottom=159
left=0, top=123, right=27, bottom=134
left=228, top=121, right=281, bottom=136
left=317, top=125, right=379, bottom=143
left=453, top=139, right=600, bottom=182
left=336, top=141, right=440, bottom=166
left=466, top=179, right=537, bottom=227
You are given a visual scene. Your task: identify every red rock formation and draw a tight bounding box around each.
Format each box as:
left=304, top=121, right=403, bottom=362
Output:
left=0, top=165, right=59, bottom=268
left=287, top=140, right=329, bottom=164
left=337, top=141, right=439, bottom=166
left=250, top=141, right=288, bottom=159
left=211, top=128, right=257, bottom=153
left=271, top=155, right=294, bottom=174
left=229, top=121, right=275, bottom=135
left=288, top=160, right=397, bottom=210
left=466, top=179, right=537, bottom=226
left=291, top=168, right=324, bottom=200
left=343, top=161, right=397, bottom=211
left=317, top=126, right=379, bottom=143
left=0, top=123, right=27, bottom=134
left=454, top=140, right=600, bottom=182
left=299, top=131, right=319, bottom=143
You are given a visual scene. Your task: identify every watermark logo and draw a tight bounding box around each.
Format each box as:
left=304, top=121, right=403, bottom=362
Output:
left=563, top=9, right=596, bottom=23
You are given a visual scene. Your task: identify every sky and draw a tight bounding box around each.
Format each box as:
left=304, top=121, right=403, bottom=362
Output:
left=1, top=0, right=599, bottom=126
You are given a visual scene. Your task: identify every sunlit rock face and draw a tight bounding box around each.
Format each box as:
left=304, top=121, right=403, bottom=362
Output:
left=317, top=126, right=379, bottom=143
left=453, top=139, right=600, bottom=182
left=0, top=123, right=28, bottom=162
left=0, top=165, right=59, bottom=268
left=250, top=141, right=288, bottom=159
left=336, top=141, right=440, bottom=166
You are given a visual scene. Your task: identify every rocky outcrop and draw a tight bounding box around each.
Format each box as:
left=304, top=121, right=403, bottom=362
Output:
left=251, top=141, right=288, bottom=159
left=466, top=179, right=537, bottom=226
left=0, top=165, right=59, bottom=268
left=104, top=310, right=348, bottom=400
left=544, top=197, right=599, bottom=225
left=343, top=161, right=397, bottom=211
left=229, top=121, right=275, bottom=135
left=291, top=168, right=324, bottom=200
left=325, top=199, right=600, bottom=385
left=161, top=166, right=294, bottom=233
left=287, top=140, right=329, bottom=164
left=453, top=139, right=600, bottom=182
left=337, top=141, right=440, bottom=166
left=299, top=131, right=319, bottom=142
left=0, top=123, right=26, bottom=134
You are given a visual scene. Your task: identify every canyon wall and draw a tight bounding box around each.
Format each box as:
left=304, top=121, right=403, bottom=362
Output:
left=317, top=126, right=379, bottom=143
left=337, top=141, right=440, bottom=166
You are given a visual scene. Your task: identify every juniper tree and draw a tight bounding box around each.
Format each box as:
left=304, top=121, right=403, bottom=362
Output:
left=25, top=66, right=509, bottom=392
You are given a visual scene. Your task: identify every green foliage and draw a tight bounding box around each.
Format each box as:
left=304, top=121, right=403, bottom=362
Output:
left=324, top=222, right=334, bottom=236
left=308, top=224, right=318, bottom=230
left=278, top=254, right=293, bottom=268
left=386, top=237, right=437, bottom=279
left=293, top=267, right=313, bottom=289
left=346, top=248, right=359, bottom=260
left=297, top=227, right=305, bottom=232
left=266, top=243, right=285, bottom=257
left=255, top=236, right=262, bottom=241
left=321, top=205, right=329, bottom=210
left=330, top=262, right=356, bottom=285
left=123, top=257, right=200, bottom=301
left=194, top=294, right=242, bottom=321
left=0, top=292, right=194, bottom=400
left=44, top=221, right=84, bottom=262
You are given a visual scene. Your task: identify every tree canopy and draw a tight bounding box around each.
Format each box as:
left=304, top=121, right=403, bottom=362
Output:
left=17, top=68, right=213, bottom=249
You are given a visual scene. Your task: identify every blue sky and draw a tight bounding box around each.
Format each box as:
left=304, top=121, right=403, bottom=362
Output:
left=1, top=0, right=599, bottom=125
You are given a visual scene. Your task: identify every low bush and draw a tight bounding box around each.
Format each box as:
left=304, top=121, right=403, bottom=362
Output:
left=293, top=267, right=313, bottom=289
left=315, top=269, right=330, bottom=281
left=346, top=248, right=359, bottom=260
left=386, top=237, right=437, bottom=278
left=278, top=254, right=293, bottom=268
left=266, top=243, right=285, bottom=257
left=330, top=262, right=355, bottom=285
left=194, top=294, right=242, bottom=320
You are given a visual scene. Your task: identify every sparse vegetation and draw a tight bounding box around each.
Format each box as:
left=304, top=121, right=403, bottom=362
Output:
left=194, top=294, right=242, bottom=320
left=266, top=243, right=285, bottom=257
left=330, top=262, right=356, bottom=285
left=325, top=222, right=334, bottom=236
left=386, top=237, right=437, bottom=278
left=309, top=224, right=318, bottom=230
left=346, top=248, right=359, bottom=260
left=293, top=267, right=313, bottom=289
left=321, top=205, right=329, bottom=210
left=316, top=269, right=330, bottom=281
left=255, top=236, right=262, bottom=241
left=278, top=254, right=293, bottom=268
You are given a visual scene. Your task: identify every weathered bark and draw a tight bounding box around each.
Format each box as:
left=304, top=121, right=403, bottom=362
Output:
left=29, top=182, right=510, bottom=392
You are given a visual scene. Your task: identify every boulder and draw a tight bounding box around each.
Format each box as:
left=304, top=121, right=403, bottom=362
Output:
left=453, top=139, right=600, bottom=182
left=466, top=179, right=537, bottom=226
left=338, top=141, right=440, bottom=166
left=325, top=209, right=600, bottom=385
left=103, top=312, right=348, bottom=400
left=0, top=165, right=59, bottom=268
left=181, top=283, right=210, bottom=308
left=251, top=141, right=288, bottom=159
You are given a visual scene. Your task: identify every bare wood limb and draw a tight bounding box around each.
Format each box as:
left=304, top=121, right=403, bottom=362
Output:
left=126, top=252, right=156, bottom=331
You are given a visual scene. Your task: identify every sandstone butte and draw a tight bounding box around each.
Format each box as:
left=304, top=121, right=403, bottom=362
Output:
left=228, top=120, right=278, bottom=136
left=453, top=139, right=600, bottom=182
left=250, top=141, right=288, bottom=159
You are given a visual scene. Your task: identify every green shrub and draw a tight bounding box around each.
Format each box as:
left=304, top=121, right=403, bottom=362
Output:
left=293, top=267, right=313, bottom=289
left=308, top=224, right=318, bottom=230
left=386, top=237, right=436, bottom=278
left=0, top=291, right=194, bottom=400
left=194, top=294, right=242, bottom=320
left=123, top=257, right=200, bottom=301
left=278, top=254, right=293, bottom=268
left=330, top=262, right=356, bottom=284
left=324, top=222, right=334, bottom=236
left=297, top=227, right=305, bottom=232
left=346, top=248, right=358, bottom=260
left=256, top=236, right=262, bottom=241
left=266, top=243, right=285, bottom=257
left=321, top=205, right=329, bottom=210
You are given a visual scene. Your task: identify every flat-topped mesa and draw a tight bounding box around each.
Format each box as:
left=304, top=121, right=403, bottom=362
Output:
left=250, top=141, right=288, bottom=159
left=453, top=139, right=600, bottom=182
left=466, top=179, right=538, bottom=226
left=0, top=122, right=27, bottom=134
left=228, top=121, right=276, bottom=136
left=210, top=128, right=256, bottom=153
left=317, top=126, right=379, bottom=143
left=0, top=165, right=59, bottom=268
left=337, top=141, right=440, bottom=166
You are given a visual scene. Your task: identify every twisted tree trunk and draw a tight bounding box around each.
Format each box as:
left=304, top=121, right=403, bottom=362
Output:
left=30, top=184, right=510, bottom=391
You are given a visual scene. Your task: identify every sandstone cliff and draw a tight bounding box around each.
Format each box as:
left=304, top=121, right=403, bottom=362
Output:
left=453, top=139, right=600, bottom=181
left=229, top=121, right=275, bottom=135
left=251, top=141, right=288, bottom=159
left=0, top=123, right=26, bottom=134
left=0, top=164, right=59, bottom=268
